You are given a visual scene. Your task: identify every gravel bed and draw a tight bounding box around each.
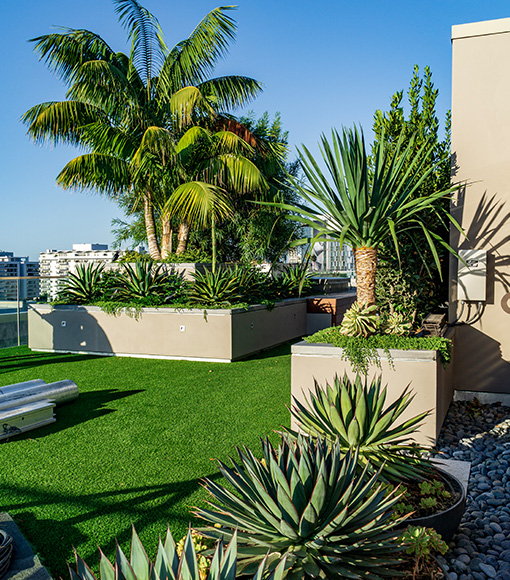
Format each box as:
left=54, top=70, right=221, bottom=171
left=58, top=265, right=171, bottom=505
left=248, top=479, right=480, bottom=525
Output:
left=435, top=399, right=510, bottom=580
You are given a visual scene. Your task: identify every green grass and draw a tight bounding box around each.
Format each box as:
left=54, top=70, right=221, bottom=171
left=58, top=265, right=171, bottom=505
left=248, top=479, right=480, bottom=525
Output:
left=0, top=345, right=292, bottom=578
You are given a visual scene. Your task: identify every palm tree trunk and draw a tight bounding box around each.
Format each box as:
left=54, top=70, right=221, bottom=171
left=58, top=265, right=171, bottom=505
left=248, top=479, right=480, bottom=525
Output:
left=144, top=193, right=161, bottom=260
left=160, top=216, right=172, bottom=259
left=355, top=247, right=377, bottom=306
left=176, top=220, right=189, bottom=254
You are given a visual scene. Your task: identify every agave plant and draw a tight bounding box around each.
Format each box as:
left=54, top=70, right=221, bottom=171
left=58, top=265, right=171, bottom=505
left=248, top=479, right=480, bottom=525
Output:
left=114, top=261, right=172, bottom=300
left=287, top=374, right=433, bottom=482
left=340, top=302, right=379, bottom=337
left=197, top=437, right=406, bottom=579
left=60, top=263, right=104, bottom=304
left=189, top=268, right=243, bottom=306
left=275, top=263, right=312, bottom=298
left=383, top=312, right=413, bottom=336
left=69, top=526, right=287, bottom=580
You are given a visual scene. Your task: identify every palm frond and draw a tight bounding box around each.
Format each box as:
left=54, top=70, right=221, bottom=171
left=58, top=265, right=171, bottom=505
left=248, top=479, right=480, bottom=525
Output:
left=114, top=0, right=166, bottom=85
left=57, top=153, right=131, bottom=196
left=198, top=76, right=262, bottom=111
left=30, top=28, right=118, bottom=84
left=165, top=182, right=232, bottom=226
left=170, top=86, right=215, bottom=128
left=157, top=6, right=237, bottom=96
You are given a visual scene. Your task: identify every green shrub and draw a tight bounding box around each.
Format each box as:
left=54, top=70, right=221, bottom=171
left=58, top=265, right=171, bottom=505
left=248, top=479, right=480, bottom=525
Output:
left=196, top=436, right=406, bottom=579
left=189, top=268, right=243, bottom=306
left=113, top=261, right=185, bottom=302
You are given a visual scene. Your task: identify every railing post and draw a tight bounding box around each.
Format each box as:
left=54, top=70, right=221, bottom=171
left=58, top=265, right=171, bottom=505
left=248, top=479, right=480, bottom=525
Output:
left=16, top=278, right=20, bottom=347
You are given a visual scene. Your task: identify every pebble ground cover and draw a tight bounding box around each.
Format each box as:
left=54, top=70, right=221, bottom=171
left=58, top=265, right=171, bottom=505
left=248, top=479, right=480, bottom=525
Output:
left=0, top=345, right=292, bottom=578
left=437, top=399, right=510, bottom=580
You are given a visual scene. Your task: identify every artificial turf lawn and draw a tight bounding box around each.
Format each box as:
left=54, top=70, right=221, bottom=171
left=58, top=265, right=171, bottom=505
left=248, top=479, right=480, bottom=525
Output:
left=0, top=345, right=292, bottom=578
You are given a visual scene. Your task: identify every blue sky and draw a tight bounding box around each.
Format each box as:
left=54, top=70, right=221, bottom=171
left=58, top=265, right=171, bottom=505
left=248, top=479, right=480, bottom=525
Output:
left=1, top=0, right=509, bottom=261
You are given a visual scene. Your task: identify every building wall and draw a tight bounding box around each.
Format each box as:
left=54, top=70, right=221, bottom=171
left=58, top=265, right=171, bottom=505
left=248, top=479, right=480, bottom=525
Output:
left=450, top=18, right=510, bottom=392
left=0, top=252, right=40, bottom=301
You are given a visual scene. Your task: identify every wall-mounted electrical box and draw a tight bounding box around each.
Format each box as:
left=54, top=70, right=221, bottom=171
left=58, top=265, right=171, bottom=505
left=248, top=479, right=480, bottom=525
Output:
left=457, top=249, right=487, bottom=301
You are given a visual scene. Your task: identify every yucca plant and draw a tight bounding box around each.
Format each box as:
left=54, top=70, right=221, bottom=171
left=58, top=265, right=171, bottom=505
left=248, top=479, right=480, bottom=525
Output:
left=197, top=437, right=406, bottom=580
left=113, top=261, right=171, bottom=300
left=189, top=268, right=243, bottom=306
left=340, top=302, right=379, bottom=337
left=60, top=263, right=104, bottom=304
left=287, top=374, right=433, bottom=482
left=69, top=527, right=287, bottom=580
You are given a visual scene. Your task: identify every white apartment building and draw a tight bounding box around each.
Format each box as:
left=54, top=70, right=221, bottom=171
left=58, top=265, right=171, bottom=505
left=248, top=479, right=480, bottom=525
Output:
left=0, top=252, right=40, bottom=301
left=39, top=244, right=126, bottom=299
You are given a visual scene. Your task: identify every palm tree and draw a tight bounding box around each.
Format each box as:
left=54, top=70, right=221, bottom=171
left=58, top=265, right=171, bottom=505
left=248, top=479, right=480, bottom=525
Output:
left=165, top=125, right=268, bottom=271
left=22, top=0, right=262, bottom=260
left=266, top=126, right=462, bottom=305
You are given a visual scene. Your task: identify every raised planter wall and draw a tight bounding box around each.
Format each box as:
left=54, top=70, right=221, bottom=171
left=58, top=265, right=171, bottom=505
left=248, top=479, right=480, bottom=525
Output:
left=28, top=300, right=307, bottom=362
left=291, top=335, right=455, bottom=446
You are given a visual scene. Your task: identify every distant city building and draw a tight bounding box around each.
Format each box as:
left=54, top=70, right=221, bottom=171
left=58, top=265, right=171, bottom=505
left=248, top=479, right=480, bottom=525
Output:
left=0, top=252, right=40, bottom=301
left=39, top=243, right=127, bottom=299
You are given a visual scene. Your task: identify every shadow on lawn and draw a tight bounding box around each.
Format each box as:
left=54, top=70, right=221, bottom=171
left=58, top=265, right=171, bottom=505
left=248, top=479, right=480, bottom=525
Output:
left=4, top=388, right=145, bottom=442
left=8, top=474, right=221, bottom=578
left=0, top=351, right=100, bottom=374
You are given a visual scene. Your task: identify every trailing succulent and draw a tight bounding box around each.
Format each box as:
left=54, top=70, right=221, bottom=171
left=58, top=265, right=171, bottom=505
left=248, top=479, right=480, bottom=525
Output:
left=339, top=302, right=379, bottom=337
left=196, top=436, right=406, bottom=580
left=69, top=526, right=287, bottom=580
left=287, top=373, right=433, bottom=483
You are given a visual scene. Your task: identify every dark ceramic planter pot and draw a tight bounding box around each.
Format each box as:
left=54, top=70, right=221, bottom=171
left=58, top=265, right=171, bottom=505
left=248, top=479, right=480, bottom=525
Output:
left=0, top=530, right=13, bottom=579
left=405, top=467, right=467, bottom=542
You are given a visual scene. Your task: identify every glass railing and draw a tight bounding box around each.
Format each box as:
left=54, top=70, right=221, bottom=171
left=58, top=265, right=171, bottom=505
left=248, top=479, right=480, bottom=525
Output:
left=0, top=276, right=65, bottom=348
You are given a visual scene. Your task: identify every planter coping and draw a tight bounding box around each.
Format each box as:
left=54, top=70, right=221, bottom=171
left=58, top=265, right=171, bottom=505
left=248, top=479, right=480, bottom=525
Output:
left=292, top=340, right=442, bottom=362
left=432, top=458, right=471, bottom=495
left=30, top=297, right=306, bottom=316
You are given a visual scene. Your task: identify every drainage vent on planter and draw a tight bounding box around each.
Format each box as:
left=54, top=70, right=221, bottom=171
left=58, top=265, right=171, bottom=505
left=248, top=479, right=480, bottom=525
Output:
left=0, top=530, right=13, bottom=579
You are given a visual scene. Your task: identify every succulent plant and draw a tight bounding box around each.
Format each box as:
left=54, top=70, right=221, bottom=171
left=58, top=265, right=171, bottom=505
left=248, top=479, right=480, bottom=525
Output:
left=287, top=374, right=433, bottom=483
left=340, top=302, right=379, bottom=337
left=196, top=436, right=406, bottom=580
left=383, top=312, right=413, bottom=336
left=69, top=526, right=286, bottom=580
left=113, top=261, right=177, bottom=300
left=190, top=268, right=243, bottom=305
left=60, top=263, right=104, bottom=303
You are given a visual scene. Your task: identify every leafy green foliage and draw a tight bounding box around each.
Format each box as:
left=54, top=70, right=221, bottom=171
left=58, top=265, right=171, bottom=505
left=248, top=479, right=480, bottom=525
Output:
left=373, top=66, right=452, bottom=323
left=197, top=437, right=406, bottom=580
left=162, top=249, right=212, bottom=264
left=287, top=374, right=432, bottom=482
left=339, top=302, right=379, bottom=337
left=305, top=326, right=452, bottom=374
left=274, top=262, right=313, bottom=298
left=59, top=263, right=105, bottom=304
left=69, top=526, right=286, bottom=580
left=399, top=526, right=448, bottom=580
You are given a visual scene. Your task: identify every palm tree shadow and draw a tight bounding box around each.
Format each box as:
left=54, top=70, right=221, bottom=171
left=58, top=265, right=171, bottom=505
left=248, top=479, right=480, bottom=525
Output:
left=0, top=351, right=101, bottom=374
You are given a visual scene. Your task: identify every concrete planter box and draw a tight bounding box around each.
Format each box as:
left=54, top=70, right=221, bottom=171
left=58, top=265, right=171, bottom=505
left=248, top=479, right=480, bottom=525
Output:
left=28, top=299, right=307, bottom=362
left=291, top=334, right=454, bottom=446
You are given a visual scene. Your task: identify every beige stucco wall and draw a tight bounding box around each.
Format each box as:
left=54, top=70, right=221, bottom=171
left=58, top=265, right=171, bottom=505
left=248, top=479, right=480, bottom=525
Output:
left=291, top=341, right=454, bottom=446
left=28, top=301, right=306, bottom=362
left=450, top=18, right=510, bottom=392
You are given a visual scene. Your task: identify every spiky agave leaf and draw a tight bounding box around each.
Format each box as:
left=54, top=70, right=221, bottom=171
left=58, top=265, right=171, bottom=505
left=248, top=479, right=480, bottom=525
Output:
left=287, top=374, right=433, bottom=483
left=196, top=437, right=407, bottom=580
left=70, top=526, right=285, bottom=580
left=60, top=263, right=105, bottom=303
